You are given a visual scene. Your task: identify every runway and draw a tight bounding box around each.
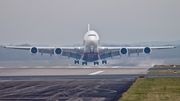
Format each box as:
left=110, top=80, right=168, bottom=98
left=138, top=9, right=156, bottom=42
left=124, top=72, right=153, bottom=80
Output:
left=0, top=65, right=179, bottom=101
left=0, top=66, right=145, bottom=101
left=0, top=66, right=149, bottom=76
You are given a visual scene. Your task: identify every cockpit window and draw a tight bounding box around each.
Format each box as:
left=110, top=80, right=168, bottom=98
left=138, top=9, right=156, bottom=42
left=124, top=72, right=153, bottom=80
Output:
left=88, top=34, right=96, bottom=36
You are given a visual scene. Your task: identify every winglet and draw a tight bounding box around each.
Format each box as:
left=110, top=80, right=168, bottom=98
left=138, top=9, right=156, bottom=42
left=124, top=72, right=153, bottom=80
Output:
left=88, top=24, right=90, bottom=31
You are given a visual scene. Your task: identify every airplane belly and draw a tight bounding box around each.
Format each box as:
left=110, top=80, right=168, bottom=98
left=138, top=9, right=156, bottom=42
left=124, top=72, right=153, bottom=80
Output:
left=84, top=40, right=98, bottom=52
left=82, top=52, right=99, bottom=62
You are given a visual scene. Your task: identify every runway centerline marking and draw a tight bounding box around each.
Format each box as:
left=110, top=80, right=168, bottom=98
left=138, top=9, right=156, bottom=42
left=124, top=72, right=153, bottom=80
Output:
left=89, top=71, right=104, bottom=75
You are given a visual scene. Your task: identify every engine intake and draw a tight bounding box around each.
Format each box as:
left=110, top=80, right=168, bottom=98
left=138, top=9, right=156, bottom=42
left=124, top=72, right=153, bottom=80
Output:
left=144, top=47, right=152, bottom=54
left=120, top=48, right=128, bottom=55
left=54, top=48, right=63, bottom=55
left=30, top=47, right=38, bottom=55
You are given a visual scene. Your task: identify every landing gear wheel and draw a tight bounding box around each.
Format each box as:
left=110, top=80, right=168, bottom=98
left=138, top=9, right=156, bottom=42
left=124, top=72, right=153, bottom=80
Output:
left=74, top=60, right=79, bottom=64
left=82, top=62, right=87, bottom=65
left=94, top=62, right=99, bottom=65
left=102, top=60, right=107, bottom=64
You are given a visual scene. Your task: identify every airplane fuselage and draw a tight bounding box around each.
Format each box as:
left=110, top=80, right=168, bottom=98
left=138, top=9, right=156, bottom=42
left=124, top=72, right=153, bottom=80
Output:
left=82, top=30, right=100, bottom=62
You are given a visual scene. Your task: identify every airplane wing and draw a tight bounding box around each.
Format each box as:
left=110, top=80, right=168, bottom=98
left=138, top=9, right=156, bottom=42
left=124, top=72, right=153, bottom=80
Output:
left=3, top=46, right=84, bottom=59
left=99, top=46, right=176, bottom=59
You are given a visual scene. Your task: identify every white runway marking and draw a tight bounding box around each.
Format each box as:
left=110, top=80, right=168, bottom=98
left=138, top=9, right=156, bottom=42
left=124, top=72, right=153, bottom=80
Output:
left=111, top=66, right=118, bottom=68
left=0, top=67, right=5, bottom=69
left=19, top=66, right=29, bottom=68
left=51, top=66, right=60, bottom=68
left=34, top=66, right=44, bottom=68
left=89, top=71, right=104, bottom=75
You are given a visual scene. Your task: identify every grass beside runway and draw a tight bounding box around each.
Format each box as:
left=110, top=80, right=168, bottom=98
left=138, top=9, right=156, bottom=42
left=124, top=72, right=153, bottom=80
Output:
left=119, top=77, right=180, bottom=101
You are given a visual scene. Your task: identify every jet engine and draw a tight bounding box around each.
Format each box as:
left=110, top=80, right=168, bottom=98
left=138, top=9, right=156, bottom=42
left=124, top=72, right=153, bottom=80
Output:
left=30, top=47, right=38, bottom=55
left=143, top=47, right=152, bottom=55
left=54, top=48, right=63, bottom=55
left=120, top=48, right=128, bottom=55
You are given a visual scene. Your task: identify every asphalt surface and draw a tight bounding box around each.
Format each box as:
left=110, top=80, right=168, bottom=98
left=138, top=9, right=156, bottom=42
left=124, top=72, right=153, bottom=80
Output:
left=0, top=66, right=179, bottom=101
left=0, top=79, right=135, bottom=101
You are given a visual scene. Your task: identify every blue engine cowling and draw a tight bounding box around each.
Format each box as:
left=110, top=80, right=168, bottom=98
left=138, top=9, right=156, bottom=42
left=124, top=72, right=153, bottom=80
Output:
left=143, top=47, right=152, bottom=54
left=54, top=48, right=63, bottom=55
left=30, top=47, right=38, bottom=55
left=120, top=48, right=128, bottom=55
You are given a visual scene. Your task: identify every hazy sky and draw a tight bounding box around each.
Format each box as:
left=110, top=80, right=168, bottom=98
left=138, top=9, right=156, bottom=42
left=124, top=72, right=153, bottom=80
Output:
left=0, top=0, right=180, bottom=46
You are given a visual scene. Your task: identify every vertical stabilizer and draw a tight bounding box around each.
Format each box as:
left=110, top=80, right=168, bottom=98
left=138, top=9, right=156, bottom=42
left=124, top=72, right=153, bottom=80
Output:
left=88, top=24, right=90, bottom=31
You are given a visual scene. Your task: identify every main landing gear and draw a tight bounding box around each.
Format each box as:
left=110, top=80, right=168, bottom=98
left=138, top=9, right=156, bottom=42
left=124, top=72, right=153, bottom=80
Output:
left=81, top=61, right=99, bottom=65
left=74, top=60, right=79, bottom=64
left=74, top=60, right=107, bottom=65
left=102, top=60, right=107, bottom=64
left=94, top=61, right=99, bottom=65
left=82, top=61, right=87, bottom=65
left=74, top=60, right=87, bottom=65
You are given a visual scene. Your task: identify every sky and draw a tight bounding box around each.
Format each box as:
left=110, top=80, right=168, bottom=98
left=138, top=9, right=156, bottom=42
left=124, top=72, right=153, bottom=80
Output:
left=0, top=0, right=180, bottom=46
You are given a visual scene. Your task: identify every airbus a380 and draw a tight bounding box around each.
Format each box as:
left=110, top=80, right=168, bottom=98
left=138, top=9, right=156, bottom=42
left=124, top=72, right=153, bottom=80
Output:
left=4, top=24, right=176, bottom=65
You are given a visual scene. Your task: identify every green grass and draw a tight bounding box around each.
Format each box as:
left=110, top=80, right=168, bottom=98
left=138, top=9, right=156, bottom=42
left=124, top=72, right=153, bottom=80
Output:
left=119, top=77, right=180, bottom=101
left=148, top=70, right=180, bottom=74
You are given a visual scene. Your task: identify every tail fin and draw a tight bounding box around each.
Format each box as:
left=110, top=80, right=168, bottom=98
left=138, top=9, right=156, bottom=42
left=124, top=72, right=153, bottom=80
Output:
left=88, top=24, right=90, bottom=31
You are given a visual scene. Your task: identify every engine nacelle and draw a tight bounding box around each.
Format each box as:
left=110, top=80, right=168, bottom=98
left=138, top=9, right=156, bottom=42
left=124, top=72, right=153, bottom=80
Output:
left=54, top=48, right=63, bottom=55
left=120, top=48, right=128, bottom=55
left=143, top=47, right=152, bottom=55
left=30, top=47, right=38, bottom=55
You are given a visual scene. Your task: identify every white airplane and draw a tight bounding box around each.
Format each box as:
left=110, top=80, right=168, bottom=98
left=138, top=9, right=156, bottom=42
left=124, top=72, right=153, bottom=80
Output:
left=4, top=24, right=176, bottom=65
